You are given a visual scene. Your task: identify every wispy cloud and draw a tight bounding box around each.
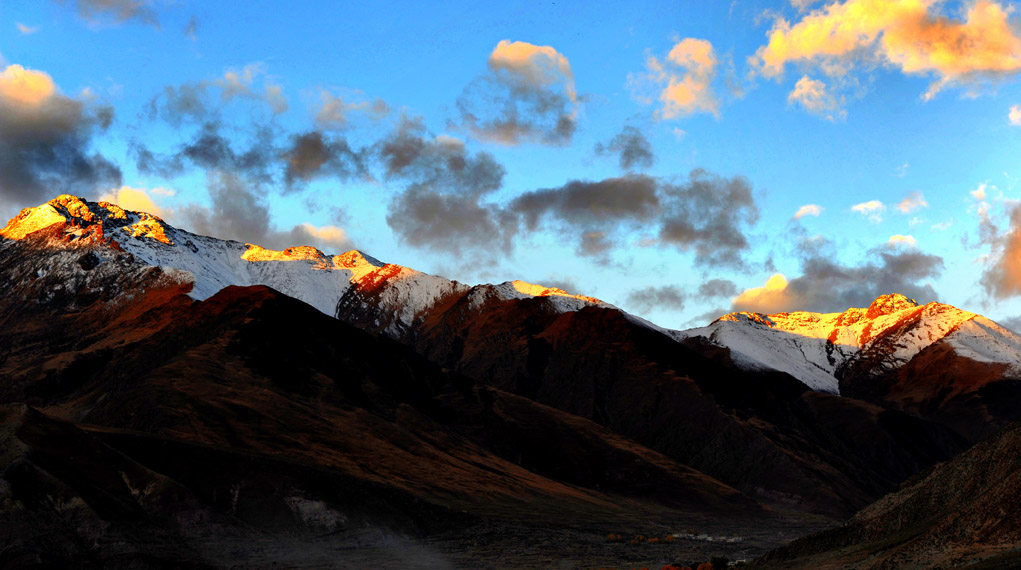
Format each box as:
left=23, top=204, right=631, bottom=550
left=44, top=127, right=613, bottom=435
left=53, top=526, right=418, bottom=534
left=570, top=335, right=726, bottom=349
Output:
left=793, top=203, right=822, bottom=219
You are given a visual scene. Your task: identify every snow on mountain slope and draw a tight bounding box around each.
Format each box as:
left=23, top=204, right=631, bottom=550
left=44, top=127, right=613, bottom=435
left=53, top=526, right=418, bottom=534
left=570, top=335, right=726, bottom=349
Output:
left=677, top=294, right=1021, bottom=394
left=1, top=195, right=609, bottom=332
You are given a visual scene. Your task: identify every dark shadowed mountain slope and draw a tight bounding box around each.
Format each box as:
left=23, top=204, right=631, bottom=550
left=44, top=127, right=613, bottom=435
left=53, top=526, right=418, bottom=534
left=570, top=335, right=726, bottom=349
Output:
left=755, top=419, right=1021, bottom=569
left=0, top=233, right=769, bottom=568
left=337, top=284, right=968, bottom=518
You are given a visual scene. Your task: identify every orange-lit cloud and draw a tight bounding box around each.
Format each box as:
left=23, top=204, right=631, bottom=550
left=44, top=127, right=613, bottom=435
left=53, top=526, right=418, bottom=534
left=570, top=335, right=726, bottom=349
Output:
left=631, top=38, right=720, bottom=119
left=293, top=223, right=350, bottom=252
left=972, top=182, right=989, bottom=200
left=99, top=186, right=170, bottom=217
left=488, top=40, right=577, bottom=104
left=1010, top=104, right=1021, bottom=125
left=897, top=190, right=927, bottom=213
left=753, top=0, right=1021, bottom=99
left=793, top=203, right=822, bottom=219
left=888, top=234, right=917, bottom=246
left=0, top=64, right=56, bottom=107
left=458, top=40, right=578, bottom=145
left=0, top=63, right=119, bottom=205
left=732, top=273, right=793, bottom=313
left=16, top=23, right=38, bottom=35
left=851, top=199, right=885, bottom=222
left=787, top=76, right=845, bottom=120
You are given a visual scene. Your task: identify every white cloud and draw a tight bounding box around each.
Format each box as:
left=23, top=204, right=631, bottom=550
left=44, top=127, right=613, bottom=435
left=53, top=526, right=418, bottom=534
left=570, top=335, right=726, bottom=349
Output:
left=1010, top=105, right=1021, bottom=126
left=851, top=199, right=885, bottom=222
left=787, top=76, right=845, bottom=120
left=896, top=190, right=927, bottom=213
left=793, top=204, right=823, bottom=219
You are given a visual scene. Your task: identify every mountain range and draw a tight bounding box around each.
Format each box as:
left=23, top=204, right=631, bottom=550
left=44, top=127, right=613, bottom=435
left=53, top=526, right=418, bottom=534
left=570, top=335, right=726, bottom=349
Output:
left=3, top=194, right=1021, bottom=568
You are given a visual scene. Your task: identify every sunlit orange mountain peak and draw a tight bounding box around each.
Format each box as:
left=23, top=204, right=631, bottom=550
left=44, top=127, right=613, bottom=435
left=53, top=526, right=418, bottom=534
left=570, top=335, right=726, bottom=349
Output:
left=679, top=293, right=1021, bottom=394
left=1, top=194, right=174, bottom=246
left=1, top=195, right=610, bottom=335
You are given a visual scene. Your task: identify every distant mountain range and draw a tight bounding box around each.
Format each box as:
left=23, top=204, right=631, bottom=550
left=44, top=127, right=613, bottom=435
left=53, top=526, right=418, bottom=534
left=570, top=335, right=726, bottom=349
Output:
left=3, top=195, right=1021, bottom=568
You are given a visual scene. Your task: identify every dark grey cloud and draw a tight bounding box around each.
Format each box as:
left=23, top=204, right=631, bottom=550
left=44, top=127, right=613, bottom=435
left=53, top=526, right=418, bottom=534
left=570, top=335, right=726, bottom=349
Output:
left=182, top=15, right=198, bottom=40
left=595, top=126, right=655, bottom=170
left=0, top=76, right=121, bottom=207
left=509, top=169, right=759, bottom=267
left=59, top=0, right=159, bottom=27
left=136, top=121, right=275, bottom=183
left=697, top=278, right=739, bottom=299
left=282, top=131, right=367, bottom=187
left=512, top=175, right=660, bottom=230
left=625, top=285, right=687, bottom=313
left=978, top=204, right=1021, bottom=299
left=658, top=169, right=758, bottom=266
left=179, top=170, right=351, bottom=252
left=733, top=239, right=944, bottom=314
left=379, top=115, right=503, bottom=196
left=380, top=115, right=512, bottom=256
left=145, top=65, right=285, bottom=128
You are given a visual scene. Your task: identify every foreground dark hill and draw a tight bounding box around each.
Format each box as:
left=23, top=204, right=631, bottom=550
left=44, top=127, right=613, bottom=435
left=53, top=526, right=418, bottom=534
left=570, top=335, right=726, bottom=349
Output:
left=0, top=232, right=768, bottom=568
left=0, top=195, right=976, bottom=520
left=337, top=284, right=969, bottom=517
left=755, top=419, right=1021, bottom=569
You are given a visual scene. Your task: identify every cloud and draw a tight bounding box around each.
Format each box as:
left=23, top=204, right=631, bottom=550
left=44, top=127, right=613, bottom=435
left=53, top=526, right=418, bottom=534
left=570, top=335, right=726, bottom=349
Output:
left=793, top=203, right=822, bottom=219
left=972, top=183, right=988, bottom=200
left=60, top=0, right=160, bottom=27
left=594, top=126, right=655, bottom=170
left=137, top=121, right=276, bottom=182
left=733, top=245, right=943, bottom=313
left=630, top=38, right=720, bottom=119
left=787, top=75, right=845, bottom=120
left=281, top=131, right=367, bottom=187
left=851, top=199, right=885, bottom=222
left=17, top=23, right=39, bottom=35
left=314, top=89, right=389, bottom=129
left=697, top=278, right=739, bottom=299
left=896, top=190, right=927, bottom=213
left=0, top=64, right=120, bottom=208
left=146, top=64, right=286, bottom=126
left=457, top=39, right=578, bottom=146
left=887, top=234, right=917, bottom=247
left=626, top=285, right=687, bottom=312
left=733, top=273, right=793, bottom=314
left=752, top=0, right=1021, bottom=100
left=380, top=115, right=513, bottom=256
left=979, top=204, right=1021, bottom=298
left=1010, top=104, right=1021, bottom=126
left=511, top=169, right=759, bottom=267
left=288, top=223, right=352, bottom=253
left=99, top=186, right=168, bottom=217
left=182, top=15, right=197, bottom=40
left=178, top=170, right=351, bottom=252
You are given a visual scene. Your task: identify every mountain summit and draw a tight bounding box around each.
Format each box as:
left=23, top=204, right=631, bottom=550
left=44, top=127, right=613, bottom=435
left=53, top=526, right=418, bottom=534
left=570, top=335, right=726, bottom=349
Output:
left=1, top=195, right=605, bottom=331
left=678, top=293, right=1021, bottom=395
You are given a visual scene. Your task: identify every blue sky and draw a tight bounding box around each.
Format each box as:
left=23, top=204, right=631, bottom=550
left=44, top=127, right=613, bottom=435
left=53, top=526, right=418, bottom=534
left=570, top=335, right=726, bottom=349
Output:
left=4, top=0, right=1021, bottom=328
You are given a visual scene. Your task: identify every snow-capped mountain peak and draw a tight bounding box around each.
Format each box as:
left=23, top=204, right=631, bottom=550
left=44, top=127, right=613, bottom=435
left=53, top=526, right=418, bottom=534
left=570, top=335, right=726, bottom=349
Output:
left=2, top=195, right=609, bottom=334
left=678, top=294, right=1021, bottom=394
